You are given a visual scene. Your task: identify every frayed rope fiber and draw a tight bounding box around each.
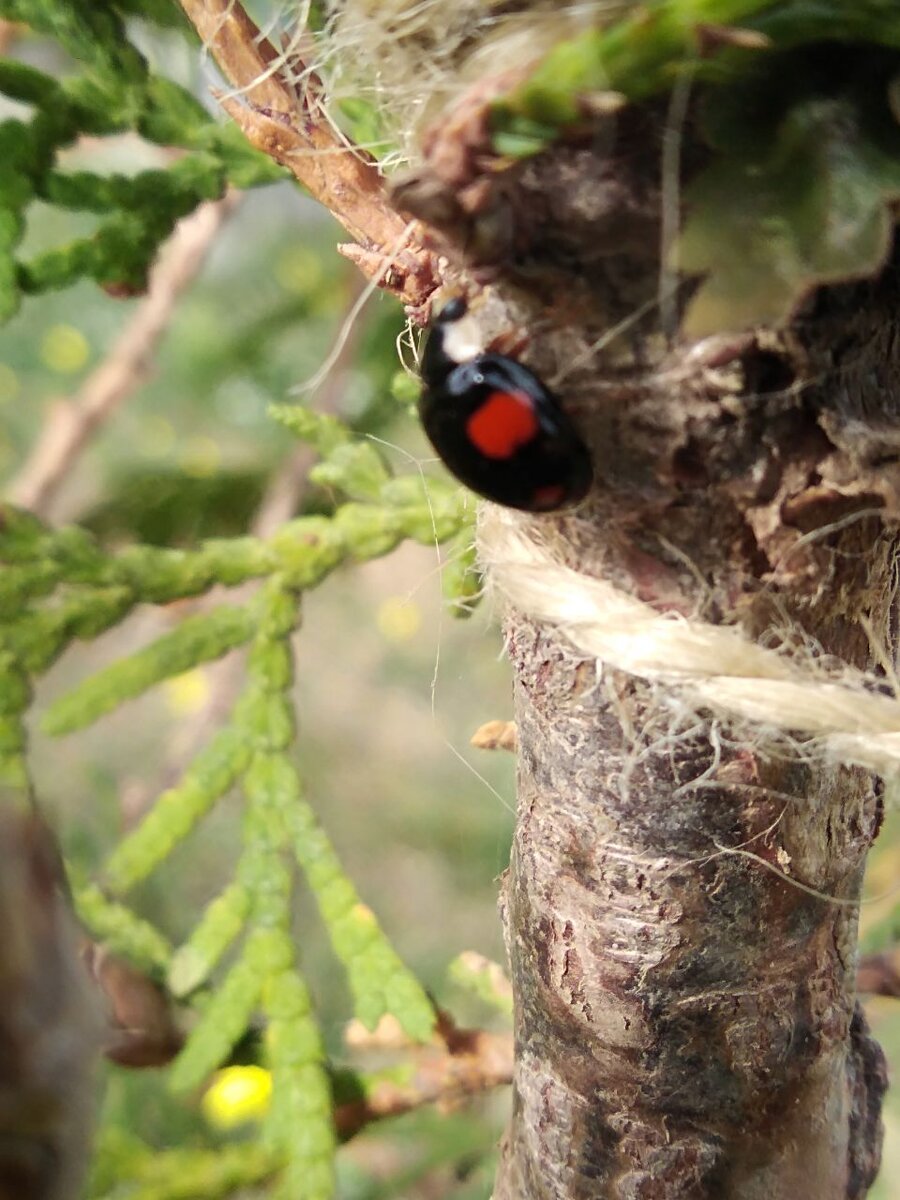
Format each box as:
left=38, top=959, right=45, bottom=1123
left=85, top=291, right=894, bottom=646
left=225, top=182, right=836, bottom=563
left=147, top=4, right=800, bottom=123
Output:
left=478, top=506, right=900, bottom=776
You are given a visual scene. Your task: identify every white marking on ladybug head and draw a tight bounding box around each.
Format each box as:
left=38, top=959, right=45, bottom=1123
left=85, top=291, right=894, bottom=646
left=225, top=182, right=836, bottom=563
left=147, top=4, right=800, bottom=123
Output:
left=440, top=311, right=485, bottom=365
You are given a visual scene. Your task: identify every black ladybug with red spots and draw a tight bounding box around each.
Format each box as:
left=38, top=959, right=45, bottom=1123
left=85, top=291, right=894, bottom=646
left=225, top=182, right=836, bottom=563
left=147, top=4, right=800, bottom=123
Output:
left=419, top=298, right=593, bottom=513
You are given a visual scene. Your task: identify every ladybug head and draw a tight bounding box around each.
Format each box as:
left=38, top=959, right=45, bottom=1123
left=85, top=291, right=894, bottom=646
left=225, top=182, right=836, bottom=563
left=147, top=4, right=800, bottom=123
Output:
left=421, top=296, right=485, bottom=387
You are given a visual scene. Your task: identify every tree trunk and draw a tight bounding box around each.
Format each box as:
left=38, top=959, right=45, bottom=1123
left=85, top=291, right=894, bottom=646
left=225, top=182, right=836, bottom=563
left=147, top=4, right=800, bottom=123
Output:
left=473, top=139, right=894, bottom=1199
left=496, top=638, right=887, bottom=1198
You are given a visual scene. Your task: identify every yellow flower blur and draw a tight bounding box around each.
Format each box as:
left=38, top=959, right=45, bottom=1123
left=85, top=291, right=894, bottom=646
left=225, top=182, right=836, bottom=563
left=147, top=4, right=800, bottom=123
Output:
left=201, top=1065, right=272, bottom=1130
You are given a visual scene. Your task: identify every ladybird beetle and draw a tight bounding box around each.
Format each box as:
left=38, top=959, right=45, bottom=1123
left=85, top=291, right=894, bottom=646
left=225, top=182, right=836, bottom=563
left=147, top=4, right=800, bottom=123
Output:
left=419, top=298, right=593, bottom=512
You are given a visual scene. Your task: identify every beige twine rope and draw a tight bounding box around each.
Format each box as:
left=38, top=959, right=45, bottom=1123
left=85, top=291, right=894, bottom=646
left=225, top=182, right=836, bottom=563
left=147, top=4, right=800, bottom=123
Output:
left=478, top=506, right=900, bottom=776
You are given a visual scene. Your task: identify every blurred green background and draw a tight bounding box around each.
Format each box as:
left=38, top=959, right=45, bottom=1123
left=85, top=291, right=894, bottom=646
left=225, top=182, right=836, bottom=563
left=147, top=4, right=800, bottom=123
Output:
left=1, top=10, right=899, bottom=1199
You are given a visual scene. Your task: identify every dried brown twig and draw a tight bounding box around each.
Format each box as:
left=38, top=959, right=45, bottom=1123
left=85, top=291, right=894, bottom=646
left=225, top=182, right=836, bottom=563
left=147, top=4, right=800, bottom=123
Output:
left=0, top=20, right=20, bottom=55
left=336, top=1012, right=513, bottom=1140
left=8, top=194, right=241, bottom=520
left=178, top=0, right=442, bottom=311
left=470, top=720, right=517, bottom=752
left=858, top=952, right=900, bottom=1000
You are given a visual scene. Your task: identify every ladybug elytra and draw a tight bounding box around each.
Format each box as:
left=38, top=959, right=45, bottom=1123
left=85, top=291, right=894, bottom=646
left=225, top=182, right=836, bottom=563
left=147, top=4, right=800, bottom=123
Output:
left=419, top=298, right=593, bottom=512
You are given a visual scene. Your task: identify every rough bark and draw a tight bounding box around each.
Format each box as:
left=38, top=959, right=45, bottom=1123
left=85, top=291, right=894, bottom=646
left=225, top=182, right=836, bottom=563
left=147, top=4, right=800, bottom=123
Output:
left=497, top=644, right=887, bottom=1199
left=478, top=157, right=898, bottom=1198
left=401, top=107, right=899, bottom=1197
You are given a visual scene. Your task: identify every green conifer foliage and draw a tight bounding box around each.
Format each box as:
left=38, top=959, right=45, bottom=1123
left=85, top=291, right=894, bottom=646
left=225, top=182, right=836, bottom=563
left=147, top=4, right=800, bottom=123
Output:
left=0, top=0, right=480, bottom=1158
left=1, top=391, right=474, bottom=1196
left=0, top=0, right=282, bottom=318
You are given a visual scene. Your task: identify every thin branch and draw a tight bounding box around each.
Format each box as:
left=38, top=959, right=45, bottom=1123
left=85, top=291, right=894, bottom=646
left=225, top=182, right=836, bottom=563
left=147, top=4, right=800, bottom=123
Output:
left=0, top=20, right=21, bottom=54
left=336, top=1016, right=513, bottom=1140
left=0, top=809, right=99, bottom=1200
left=177, top=0, right=441, bottom=309
left=8, top=194, right=241, bottom=519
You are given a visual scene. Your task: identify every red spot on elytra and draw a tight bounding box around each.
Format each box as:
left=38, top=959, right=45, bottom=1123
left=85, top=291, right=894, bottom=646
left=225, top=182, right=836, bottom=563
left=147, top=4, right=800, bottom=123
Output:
left=466, top=391, right=538, bottom=459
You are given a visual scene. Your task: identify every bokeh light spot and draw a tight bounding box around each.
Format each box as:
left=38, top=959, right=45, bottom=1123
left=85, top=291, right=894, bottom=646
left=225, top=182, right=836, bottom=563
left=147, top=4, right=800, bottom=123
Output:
left=164, top=669, right=211, bottom=716
left=180, top=435, right=221, bottom=478
left=376, top=597, right=422, bottom=642
left=139, top=415, right=177, bottom=458
left=274, top=245, right=324, bottom=294
left=0, top=363, right=20, bottom=403
left=41, top=324, right=90, bottom=373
